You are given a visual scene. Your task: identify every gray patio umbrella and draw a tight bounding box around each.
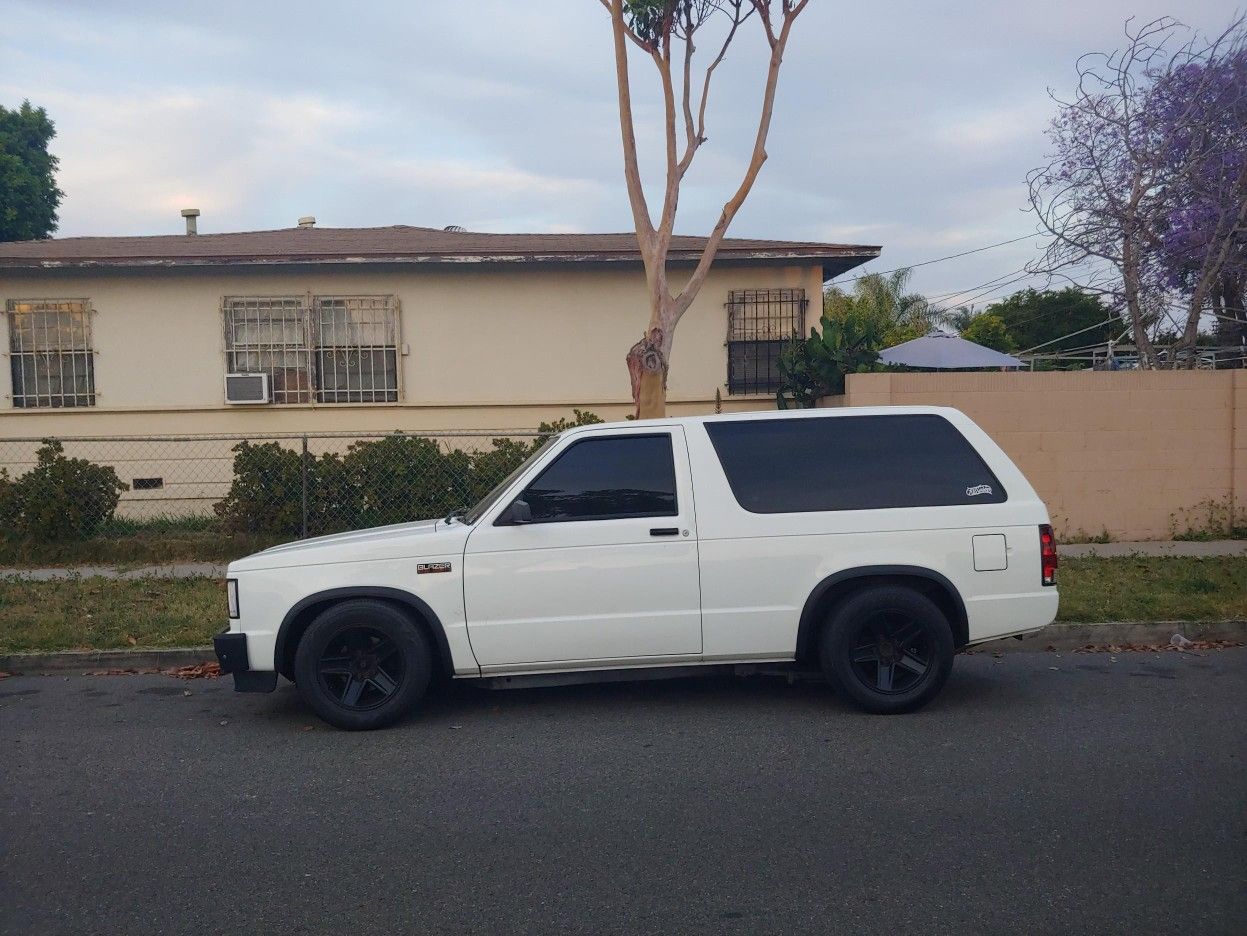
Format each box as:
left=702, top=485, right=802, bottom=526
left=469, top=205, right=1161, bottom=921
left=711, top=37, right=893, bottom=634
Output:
left=878, top=331, right=1023, bottom=369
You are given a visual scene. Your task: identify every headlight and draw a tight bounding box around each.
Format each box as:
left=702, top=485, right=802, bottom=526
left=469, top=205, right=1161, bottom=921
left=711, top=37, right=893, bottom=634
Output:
left=226, top=578, right=240, bottom=619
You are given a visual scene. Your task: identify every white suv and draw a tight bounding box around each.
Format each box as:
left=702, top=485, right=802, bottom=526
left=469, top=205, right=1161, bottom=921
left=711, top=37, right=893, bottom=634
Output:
left=214, top=407, right=1059, bottom=729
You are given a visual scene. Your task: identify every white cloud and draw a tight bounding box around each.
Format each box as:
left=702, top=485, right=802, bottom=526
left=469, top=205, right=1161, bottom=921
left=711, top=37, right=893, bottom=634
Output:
left=4, top=0, right=1240, bottom=296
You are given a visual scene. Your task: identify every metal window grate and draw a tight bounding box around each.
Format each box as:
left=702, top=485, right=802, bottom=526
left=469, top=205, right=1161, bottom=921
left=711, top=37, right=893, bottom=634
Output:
left=314, top=296, right=399, bottom=403
left=223, top=296, right=313, bottom=404
left=7, top=299, right=96, bottom=408
left=725, top=288, right=807, bottom=395
left=223, top=295, right=400, bottom=405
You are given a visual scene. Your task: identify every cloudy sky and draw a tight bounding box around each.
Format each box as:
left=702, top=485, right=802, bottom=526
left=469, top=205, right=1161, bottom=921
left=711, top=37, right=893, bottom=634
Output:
left=2, top=0, right=1239, bottom=301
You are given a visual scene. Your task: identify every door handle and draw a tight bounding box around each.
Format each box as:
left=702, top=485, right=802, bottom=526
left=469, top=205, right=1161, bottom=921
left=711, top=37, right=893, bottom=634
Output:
left=650, top=527, right=680, bottom=536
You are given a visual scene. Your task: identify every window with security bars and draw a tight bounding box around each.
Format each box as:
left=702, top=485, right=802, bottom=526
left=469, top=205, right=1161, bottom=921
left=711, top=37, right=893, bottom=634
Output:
left=725, top=288, right=807, bottom=395
left=223, top=295, right=399, bottom=404
left=314, top=296, right=399, bottom=403
left=7, top=299, right=96, bottom=408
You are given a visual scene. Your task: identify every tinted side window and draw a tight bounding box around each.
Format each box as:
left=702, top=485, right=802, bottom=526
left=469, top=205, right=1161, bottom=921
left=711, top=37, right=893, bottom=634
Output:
left=519, top=434, right=677, bottom=523
left=705, top=415, right=1006, bottom=513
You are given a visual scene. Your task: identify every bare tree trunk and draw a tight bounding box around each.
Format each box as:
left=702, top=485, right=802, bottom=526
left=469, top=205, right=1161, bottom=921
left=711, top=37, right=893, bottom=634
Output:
left=626, top=323, right=670, bottom=418
left=605, top=0, right=809, bottom=418
left=1216, top=273, right=1247, bottom=367
left=1122, top=237, right=1160, bottom=368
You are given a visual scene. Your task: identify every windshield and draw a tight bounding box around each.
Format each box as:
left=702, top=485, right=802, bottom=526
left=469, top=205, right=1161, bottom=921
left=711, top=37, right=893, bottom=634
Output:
left=461, top=436, right=557, bottom=525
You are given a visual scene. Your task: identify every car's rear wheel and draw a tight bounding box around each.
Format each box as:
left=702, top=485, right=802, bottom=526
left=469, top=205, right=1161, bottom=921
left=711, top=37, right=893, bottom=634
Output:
left=819, top=586, right=954, bottom=714
left=294, top=599, right=432, bottom=730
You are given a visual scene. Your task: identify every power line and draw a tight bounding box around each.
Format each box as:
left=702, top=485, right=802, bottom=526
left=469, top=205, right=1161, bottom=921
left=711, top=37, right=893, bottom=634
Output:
left=932, top=272, right=1039, bottom=311
left=1018, top=316, right=1123, bottom=354
left=926, top=267, right=1032, bottom=304
left=826, top=234, right=1038, bottom=287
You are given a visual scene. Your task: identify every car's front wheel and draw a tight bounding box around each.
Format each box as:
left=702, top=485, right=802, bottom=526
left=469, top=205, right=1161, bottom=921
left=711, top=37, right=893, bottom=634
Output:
left=819, top=585, right=954, bottom=714
left=294, top=599, right=433, bottom=730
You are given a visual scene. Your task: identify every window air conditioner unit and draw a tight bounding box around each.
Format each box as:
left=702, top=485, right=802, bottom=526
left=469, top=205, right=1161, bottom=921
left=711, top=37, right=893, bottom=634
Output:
left=225, top=373, right=270, bottom=404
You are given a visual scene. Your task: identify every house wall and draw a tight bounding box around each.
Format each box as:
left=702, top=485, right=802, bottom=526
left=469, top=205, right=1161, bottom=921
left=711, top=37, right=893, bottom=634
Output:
left=841, top=370, right=1247, bottom=541
left=0, top=261, right=822, bottom=436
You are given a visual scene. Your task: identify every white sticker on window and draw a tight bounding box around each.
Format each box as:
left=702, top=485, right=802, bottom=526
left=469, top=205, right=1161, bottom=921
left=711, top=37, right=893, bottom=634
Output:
left=966, top=484, right=993, bottom=497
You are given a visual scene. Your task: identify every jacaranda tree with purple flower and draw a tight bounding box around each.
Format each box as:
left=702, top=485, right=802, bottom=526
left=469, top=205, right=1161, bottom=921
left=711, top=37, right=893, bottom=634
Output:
left=1148, top=46, right=1247, bottom=357
left=1027, top=17, right=1245, bottom=368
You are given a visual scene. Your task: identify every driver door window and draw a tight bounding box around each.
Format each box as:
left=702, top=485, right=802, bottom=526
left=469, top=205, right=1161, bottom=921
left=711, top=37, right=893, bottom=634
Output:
left=519, top=435, right=677, bottom=523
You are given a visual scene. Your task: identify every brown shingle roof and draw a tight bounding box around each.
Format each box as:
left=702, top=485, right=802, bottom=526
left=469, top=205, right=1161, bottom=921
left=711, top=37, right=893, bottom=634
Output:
left=0, top=225, right=879, bottom=279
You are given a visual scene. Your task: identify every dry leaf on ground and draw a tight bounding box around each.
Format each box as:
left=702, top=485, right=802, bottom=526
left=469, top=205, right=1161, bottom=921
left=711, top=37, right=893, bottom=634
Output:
left=166, top=661, right=221, bottom=680
left=1071, top=639, right=1243, bottom=653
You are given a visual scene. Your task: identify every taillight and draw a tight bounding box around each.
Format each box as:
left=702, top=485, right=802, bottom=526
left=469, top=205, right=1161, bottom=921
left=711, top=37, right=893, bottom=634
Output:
left=1039, top=524, right=1058, bottom=586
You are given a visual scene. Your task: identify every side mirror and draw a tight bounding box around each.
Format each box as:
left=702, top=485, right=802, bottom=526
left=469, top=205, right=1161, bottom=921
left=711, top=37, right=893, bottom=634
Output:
left=498, top=499, right=532, bottom=526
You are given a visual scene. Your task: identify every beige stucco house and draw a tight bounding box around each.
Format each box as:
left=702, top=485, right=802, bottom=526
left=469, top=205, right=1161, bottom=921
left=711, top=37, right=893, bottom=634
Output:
left=0, top=221, right=878, bottom=438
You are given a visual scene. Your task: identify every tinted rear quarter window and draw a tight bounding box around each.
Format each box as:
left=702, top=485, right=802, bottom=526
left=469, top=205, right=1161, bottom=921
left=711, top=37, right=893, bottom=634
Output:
left=705, top=415, right=1006, bottom=513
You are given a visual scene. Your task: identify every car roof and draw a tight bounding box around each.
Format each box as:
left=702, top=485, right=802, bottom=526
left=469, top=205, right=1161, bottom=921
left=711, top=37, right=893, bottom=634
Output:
left=572, top=405, right=965, bottom=433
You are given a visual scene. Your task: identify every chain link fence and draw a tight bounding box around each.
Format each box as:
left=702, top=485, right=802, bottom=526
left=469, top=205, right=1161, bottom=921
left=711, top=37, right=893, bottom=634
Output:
left=0, top=429, right=546, bottom=543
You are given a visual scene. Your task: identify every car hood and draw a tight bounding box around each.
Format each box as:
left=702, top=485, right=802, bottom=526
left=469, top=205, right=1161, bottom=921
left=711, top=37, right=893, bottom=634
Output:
left=227, top=518, right=471, bottom=572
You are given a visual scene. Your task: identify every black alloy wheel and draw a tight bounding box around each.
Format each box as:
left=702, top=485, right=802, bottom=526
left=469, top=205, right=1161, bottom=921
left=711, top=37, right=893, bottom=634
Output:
left=819, top=585, right=955, bottom=714
left=847, top=609, right=933, bottom=695
left=294, top=599, right=432, bottom=730
left=316, top=625, right=405, bottom=711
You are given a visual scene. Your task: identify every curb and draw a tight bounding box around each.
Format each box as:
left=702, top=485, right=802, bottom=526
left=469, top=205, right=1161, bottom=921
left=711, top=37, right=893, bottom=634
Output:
left=974, top=619, right=1247, bottom=652
left=2, top=621, right=1244, bottom=673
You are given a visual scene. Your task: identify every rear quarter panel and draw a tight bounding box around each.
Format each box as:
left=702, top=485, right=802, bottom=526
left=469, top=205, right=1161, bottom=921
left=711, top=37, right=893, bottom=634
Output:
left=685, top=408, right=1059, bottom=657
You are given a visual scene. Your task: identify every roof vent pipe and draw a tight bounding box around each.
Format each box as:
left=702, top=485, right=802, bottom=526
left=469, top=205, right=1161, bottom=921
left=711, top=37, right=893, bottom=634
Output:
left=180, top=208, right=200, bottom=235
left=298, top=216, right=316, bottom=229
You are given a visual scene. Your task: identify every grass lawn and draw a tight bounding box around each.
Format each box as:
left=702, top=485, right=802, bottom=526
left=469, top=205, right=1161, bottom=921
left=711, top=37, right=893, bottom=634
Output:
left=1057, top=556, right=1247, bottom=622
left=0, top=557, right=1244, bottom=653
left=0, top=518, right=278, bottom=568
left=0, top=576, right=224, bottom=652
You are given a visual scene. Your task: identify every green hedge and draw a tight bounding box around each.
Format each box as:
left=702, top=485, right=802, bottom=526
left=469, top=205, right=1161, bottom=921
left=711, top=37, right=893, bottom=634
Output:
left=214, top=411, right=603, bottom=537
left=0, top=414, right=604, bottom=545
left=0, top=441, right=129, bottom=542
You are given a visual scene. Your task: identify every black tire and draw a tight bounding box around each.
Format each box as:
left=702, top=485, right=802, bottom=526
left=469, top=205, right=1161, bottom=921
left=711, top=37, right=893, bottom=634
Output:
left=819, top=586, right=955, bottom=714
left=293, top=599, right=433, bottom=730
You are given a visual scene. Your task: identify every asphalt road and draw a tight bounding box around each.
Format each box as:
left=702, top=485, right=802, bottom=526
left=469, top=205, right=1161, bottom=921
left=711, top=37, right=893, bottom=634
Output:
left=2, top=650, right=1244, bottom=936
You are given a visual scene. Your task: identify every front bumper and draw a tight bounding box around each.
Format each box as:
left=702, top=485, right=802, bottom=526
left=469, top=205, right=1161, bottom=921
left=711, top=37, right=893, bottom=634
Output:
left=213, top=630, right=278, bottom=693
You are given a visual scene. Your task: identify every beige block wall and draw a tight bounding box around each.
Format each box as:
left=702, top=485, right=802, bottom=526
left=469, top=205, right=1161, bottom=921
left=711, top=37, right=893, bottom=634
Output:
left=1, top=261, right=817, bottom=436
left=843, top=370, right=1245, bottom=541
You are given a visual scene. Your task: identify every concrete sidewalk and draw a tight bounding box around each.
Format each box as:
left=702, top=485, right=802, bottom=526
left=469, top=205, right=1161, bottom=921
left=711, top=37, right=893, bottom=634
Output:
left=0, top=562, right=225, bottom=581
left=1060, top=539, right=1247, bottom=558
left=0, top=539, right=1242, bottom=581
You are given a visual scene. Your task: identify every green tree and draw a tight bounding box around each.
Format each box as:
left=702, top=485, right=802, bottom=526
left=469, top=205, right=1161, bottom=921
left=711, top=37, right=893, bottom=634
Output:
left=984, top=288, right=1119, bottom=354
left=0, top=101, right=63, bottom=241
left=823, top=268, right=942, bottom=347
left=959, top=313, right=1017, bottom=352
left=942, top=305, right=979, bottom=332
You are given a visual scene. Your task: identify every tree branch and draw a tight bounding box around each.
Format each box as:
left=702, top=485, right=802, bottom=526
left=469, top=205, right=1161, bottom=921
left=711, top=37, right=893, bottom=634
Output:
left=671, top=1, right=808, bottom=320
left=606, top=0, right=656, bottom=253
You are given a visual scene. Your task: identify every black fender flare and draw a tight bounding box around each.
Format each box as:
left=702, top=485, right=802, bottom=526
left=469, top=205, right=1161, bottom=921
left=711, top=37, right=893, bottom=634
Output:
left=274, top=586, right=455, bottom=676
left=795, top=565, right=969, bottom=657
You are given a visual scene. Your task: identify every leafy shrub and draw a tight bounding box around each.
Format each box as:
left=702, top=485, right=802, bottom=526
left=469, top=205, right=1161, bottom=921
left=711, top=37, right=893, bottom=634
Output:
left=214, top=411, right=605, bottom=537
left=344, top=435, right=469, bottom=529
left=776, top=311, right=882, bottom=407
left=534, top=409, right=604, bottom=441
left=212, top=442, right=357, bottom=537
left=1, top=440, right=129, bottom=541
